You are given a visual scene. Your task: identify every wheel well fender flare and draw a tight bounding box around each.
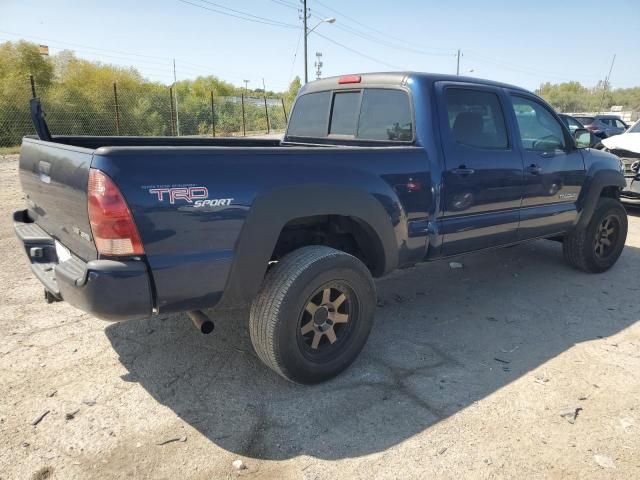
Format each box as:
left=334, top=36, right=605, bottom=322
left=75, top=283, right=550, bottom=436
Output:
left=219, top=185, right=399, bottom=308
left=576, top=165, right=625, bottom=229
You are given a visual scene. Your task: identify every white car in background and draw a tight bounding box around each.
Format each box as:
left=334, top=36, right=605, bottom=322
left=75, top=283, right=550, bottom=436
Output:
left=603, top=120, right=640, bottom=205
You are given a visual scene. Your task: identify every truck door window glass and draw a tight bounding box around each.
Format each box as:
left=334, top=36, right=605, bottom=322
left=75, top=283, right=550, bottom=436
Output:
left=357, top=89, right=412, bottom=141
left=329, top=91, right=360, bottom=135
left=511, top=96, right=566, bottom=151
left=287, top=91, right=331, bottom=137
left=444, top=88, right=508, bottom=149
left=614, top=119, right=627, bottom=129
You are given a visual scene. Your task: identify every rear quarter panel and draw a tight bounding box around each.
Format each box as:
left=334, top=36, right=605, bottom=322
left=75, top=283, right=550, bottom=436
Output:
left=92, top=146, right=432, bottom=313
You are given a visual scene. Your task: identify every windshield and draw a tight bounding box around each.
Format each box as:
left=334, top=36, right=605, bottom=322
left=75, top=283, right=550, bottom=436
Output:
left=628, top=120, right=640, bottom=134
left=574, top=116, right=594, bottom=125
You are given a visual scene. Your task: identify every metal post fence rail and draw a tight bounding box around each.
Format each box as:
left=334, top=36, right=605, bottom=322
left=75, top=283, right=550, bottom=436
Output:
left=0, top=75, right=290, bottom=147
left=168, top=86, right=176, bottom=136
left=210, top=91, right=216, bottom=137
left=241, top=92, right=246, bottom=137
left=263, top=95, right=270, bottom=134
left=113, top=83, right=121, bottom=136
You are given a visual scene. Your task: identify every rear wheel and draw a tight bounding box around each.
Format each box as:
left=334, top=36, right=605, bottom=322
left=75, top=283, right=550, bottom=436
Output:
left=563, top=197, right=627, bottom=273
left=249, top=246, right=376, bottom=384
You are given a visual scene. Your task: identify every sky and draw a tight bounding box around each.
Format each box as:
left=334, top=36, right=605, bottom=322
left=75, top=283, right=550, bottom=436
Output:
left=1, top=0, right=638, bottom=92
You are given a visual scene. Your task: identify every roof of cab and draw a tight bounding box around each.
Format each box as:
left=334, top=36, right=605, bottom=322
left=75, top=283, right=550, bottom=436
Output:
left=300, top=71, right=531, bottom=95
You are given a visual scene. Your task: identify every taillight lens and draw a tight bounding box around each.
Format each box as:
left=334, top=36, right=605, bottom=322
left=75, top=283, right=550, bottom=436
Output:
left=88, top=169, right=144, bottom=256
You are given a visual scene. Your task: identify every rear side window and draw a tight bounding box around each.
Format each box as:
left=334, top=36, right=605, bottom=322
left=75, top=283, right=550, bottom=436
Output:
left=329, top=92, right=360, bottom=135
left=287, top=88, right=413, bottom=142
left=358, top=89, right=412, bottom=141
left=444, top=88, right=508, bottom=149
left=287, top=91, right=330, bottom=137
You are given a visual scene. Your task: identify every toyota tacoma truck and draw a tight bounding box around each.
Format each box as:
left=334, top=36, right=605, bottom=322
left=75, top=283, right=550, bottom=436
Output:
left=14, top=72, right=628, bottom=384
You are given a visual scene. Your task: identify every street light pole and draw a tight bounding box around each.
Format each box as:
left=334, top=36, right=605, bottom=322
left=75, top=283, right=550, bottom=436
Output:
left=301, top=7, right=336, bottom=84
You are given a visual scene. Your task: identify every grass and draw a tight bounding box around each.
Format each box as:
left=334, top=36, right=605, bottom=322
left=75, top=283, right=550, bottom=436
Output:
left=0, top=146, right=20, bottom=155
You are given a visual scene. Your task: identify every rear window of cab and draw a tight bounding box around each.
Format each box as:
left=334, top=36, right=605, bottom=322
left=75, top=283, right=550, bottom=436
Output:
left=287, top=88, right=413, bottom=142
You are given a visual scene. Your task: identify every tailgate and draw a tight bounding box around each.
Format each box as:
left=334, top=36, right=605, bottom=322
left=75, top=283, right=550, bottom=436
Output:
left=19, top=137, right=97, bottom=261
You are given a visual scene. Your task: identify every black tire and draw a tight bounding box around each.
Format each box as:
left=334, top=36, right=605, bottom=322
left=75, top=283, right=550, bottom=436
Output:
left=563, top=197, right=627, bottom=273
left=249, top=246, right=376, bottom=384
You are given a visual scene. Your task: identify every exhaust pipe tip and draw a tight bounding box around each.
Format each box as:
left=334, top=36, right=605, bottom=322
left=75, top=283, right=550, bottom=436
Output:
left=188, top=310, right=215, bottom=334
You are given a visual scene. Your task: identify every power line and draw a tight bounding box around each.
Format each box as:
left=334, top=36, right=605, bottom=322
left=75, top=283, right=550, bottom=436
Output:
left=267, top=0, right=299, bottom=10
left=196, top=0, right=298, bottom=27
left=0, top=30, right=172, bottom=64
left=288, top=26, right=304, bottom=82
left=464, top=50, right=601, bottom=81
left=0, top=31, right=256, bottom=84
left=312, top=0, right=455, bottom=54
left=177, top=0, right=297, bottom=28
left=311, top=31, right=402, bottom=70
left=323, top=18, right=455, bottom=57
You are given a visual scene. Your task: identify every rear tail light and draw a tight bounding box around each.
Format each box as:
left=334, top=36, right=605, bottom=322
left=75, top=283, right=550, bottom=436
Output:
left=338, top=75, right=361, bottom=84
left=88, top=169, right=144, bottom=256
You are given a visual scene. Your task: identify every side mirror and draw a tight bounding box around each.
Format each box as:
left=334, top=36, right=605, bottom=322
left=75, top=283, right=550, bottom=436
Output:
left=574, top=128, right=591, bottom=149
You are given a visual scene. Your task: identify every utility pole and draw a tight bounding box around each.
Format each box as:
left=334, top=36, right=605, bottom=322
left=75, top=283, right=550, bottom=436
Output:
left=456, top=49, right=461, bottom=76
left=315, top=52, right=323, bottom=80
left=173, top=58, right=180, bottom=136
left=243, top=79, right=250, bottom=94
left=597, top=54, right=616, bottom=114
left=301, top=0, right=309, bottom=84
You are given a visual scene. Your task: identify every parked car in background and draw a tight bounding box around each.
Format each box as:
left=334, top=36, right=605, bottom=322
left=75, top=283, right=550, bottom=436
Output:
left=603, top=119, right=640, bottom=205
left=558, top=114, right=602, bottom=148
left=574, top=114, right=629, bottom=139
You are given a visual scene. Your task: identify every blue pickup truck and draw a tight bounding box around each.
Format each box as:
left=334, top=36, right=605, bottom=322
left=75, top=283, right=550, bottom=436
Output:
left=14, top=72, right=628, bottom=384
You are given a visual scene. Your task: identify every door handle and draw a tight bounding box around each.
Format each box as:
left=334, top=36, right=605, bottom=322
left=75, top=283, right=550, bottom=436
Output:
left=527, top=164, right=542, bottom=175
left=452, top=166, right=475, bottom=176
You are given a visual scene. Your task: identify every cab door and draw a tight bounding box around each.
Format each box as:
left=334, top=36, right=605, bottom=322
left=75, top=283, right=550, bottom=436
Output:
left=437, top=83, right=525, bottom=256
left=507, top=93, right=586, bottom=239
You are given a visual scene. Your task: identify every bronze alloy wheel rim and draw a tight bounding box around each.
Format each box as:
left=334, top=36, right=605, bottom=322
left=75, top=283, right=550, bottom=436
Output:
left=594, top=214, right=620, bottom=259
left=297, top=284, right=356, bottom=360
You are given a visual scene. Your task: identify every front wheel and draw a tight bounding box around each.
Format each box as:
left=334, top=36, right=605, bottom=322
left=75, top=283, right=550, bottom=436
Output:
left=249, top=246, right=376, bottom=384
left=563, top=197, right=627, bottom=273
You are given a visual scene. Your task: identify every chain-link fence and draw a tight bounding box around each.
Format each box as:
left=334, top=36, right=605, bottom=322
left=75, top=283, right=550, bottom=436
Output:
left=0, top=76, right=289, bottom=147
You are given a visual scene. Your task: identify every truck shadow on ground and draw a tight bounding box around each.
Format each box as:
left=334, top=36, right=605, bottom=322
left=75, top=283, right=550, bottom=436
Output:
left=105, top=239, right=640, bottom=460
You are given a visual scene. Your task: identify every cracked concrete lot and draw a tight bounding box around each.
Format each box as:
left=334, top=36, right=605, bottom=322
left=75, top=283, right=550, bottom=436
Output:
left=1, top=153, right=639, bottom=479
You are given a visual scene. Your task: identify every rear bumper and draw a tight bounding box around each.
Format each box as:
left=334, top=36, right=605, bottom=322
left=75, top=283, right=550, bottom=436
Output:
left=13, top=210, right=153, bottom=321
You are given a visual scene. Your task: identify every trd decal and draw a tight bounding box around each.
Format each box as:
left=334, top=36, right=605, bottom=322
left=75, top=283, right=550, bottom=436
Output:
left=148, top=186, right=209, bottom=204
left=144, top=184, right=233, bottom=208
